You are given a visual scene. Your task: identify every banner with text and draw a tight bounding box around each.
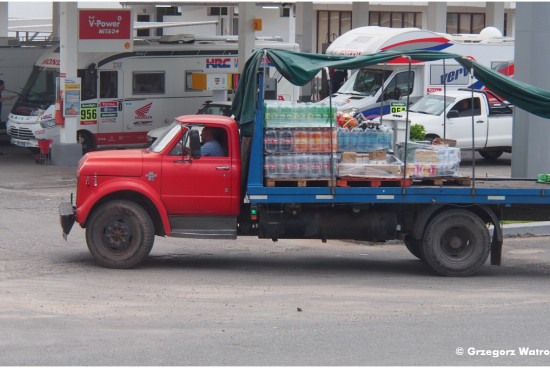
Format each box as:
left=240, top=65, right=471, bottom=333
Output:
left=78, top=9, right=133, bottom=52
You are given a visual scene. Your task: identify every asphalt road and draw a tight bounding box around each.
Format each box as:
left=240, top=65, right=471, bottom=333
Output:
left=1, top=138, right=550, bottom=365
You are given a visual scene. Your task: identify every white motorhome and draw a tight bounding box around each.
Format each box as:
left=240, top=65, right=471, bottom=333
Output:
left=0, top=46, right=52, bottom=131
left=324, top=26, right=514, bottom=119
left=6, top=35, right=298, bottom=152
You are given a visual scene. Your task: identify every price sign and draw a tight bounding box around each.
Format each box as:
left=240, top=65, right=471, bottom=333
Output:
left=390, top=101, right=407, bottom=114
left=80, top=103, right=98, bottom=125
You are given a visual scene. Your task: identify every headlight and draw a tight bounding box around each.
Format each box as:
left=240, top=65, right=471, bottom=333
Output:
left=31, top=108, right=45, bottom=117
left=40, top=119, right=56, bottom=128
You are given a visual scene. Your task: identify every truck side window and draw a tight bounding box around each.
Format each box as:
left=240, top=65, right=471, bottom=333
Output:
left=100, top=71, right=118, bottom=99
left=383, top=71, right=414, bottom=100
left=78, top=68, right=97, bottom=101
left=453, top=98, right=481, bottom=117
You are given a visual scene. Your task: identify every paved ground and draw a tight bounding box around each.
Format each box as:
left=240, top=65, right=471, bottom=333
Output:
left=2, top=136, right=550, bottom=365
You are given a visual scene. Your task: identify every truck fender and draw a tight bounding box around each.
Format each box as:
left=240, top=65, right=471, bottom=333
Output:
left=410, top=204, right=502, bottom=266
left=77, top=178, right=172, bottom=236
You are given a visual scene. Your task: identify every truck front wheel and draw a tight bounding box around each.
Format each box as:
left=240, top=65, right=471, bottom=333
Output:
left=422, top=209, right=490, bottom=276
left=86, top=200, right=155, bottom=268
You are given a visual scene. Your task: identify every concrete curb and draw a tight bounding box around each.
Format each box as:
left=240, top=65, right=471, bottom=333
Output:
left=496, top=221, right=550, bottom=237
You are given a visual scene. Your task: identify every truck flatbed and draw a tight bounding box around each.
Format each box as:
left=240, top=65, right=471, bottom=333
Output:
left=248, top=178, right=550, bottom=205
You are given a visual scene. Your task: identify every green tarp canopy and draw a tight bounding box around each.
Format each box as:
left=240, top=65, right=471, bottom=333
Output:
left=231, top=48, right=550, bottom=136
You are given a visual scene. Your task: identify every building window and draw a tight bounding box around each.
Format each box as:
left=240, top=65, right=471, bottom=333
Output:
left=369, top=12, right=422, bottom=28
left=208, top=7, right=228, bottom=16
left=137, top=14, right=150, bottom=37
left=317, top=10, right=352, bottom=53
left=132, top=72, right=165, bottom=95
left=447, top=13, right=485, bottom=34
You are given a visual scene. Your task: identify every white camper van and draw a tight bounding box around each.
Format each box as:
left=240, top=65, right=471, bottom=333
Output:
left=324, top=26, right=514, bottom=119
left=0, top=46, right=51, bottom=132
left=6, top=35, right=298, bottom=152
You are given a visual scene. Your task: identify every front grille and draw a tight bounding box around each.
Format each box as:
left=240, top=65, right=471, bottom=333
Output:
left=8, top=126, right=34, bottom=140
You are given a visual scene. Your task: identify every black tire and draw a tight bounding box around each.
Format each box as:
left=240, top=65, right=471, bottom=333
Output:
left=404, top=234, right=424, bottom=261
left=479, top=149, right=503, bottom=160
left=422, top=209, right=490, bottom=276
left=78, top=131, right=96, bottom=154
left=85, top=200, right=155, bottom=268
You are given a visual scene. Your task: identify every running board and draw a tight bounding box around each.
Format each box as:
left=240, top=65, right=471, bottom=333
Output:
left=169, top=215, right=237, bottom=239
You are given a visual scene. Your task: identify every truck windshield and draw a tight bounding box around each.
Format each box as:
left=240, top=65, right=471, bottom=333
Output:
left=11, top=66, right=59, bottom=116
left=149, top=121, right=184, bottom=153
left=338, top=68, right=392, bottom=96
left=408, top=94, right=456, bottom=116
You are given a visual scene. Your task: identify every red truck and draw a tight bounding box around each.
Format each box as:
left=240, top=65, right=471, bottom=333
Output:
left=60, top=48, right=550, bottom=276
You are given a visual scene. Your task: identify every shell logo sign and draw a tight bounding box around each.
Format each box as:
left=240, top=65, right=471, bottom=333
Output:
left=78, top=9, right=133, bottom=52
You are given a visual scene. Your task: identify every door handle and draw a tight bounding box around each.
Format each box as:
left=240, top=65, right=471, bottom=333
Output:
left=216, top=166, right=230, bottom=170
left=476, top=120, right=485, bottom=124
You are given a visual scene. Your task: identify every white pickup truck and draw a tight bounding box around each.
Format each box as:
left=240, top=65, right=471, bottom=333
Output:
left=382, top=90, right=513, bottom=159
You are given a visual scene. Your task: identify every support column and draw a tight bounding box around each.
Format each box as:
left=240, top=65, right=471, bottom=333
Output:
left=0, top=2, right=8, bottom=46
left=237, top=2, right=255, bottom=75
left=351, top=2, right=369, bottom=28
left=426, top=2, right=447, bottom=32
left=511, top=2, right=550, bottom=178
left=296, top=2, right=314, bottom=101
left=486, top=2, right=505, bottom=32
left=52, top=2, right=60, bottom=41
left=52, top=2, right=81, bottom=166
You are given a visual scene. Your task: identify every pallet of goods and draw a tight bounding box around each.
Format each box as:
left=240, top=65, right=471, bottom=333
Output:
left=399, top=140, right=469, bottom=186
left=263, top=101, right=398, bottom=187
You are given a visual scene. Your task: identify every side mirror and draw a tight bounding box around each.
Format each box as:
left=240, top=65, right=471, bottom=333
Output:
left=447, top=110, right=459, bottom=119
left=189, top=130, right=201, bottom=159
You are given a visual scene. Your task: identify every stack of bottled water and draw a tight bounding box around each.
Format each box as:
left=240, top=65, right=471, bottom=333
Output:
left=264, top=154, right=340, bottom=179
left=264, top=101, right=337, bottom=127
left=337, top=123, right=393, bottom=153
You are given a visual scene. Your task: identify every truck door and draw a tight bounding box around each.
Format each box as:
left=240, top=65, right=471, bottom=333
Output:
left=446, top=97, right=487, bottom=148
left=160, top=127, right=233, bottom=215
left=96, top=70, right=126, bottom=145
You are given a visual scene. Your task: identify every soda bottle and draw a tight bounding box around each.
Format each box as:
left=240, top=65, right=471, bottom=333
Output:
left=349, top=127, right=360, bottom=152
left=279, top=129, right=294, bottom=152
left=319, top=154, right=330, bottom=178
left=293, top=129, right=308, bottom=153
left=264, top=155, right=277, bottom=178
left=366, top=125, right=377, bottom=152
left=264, top=129, right=279, bottom=153
left=309, top=154, right=322, bottom=178
left=297, top=154, right=309, bottom=178
left=278, top=155, right=291, bottom=178
left=264, top=102, right=272, bottom=124
left=308, top=128, right=321, bottom=153
left=358, top=127, right=368, bottom=153
left=320, top=128, right=331, bottom=152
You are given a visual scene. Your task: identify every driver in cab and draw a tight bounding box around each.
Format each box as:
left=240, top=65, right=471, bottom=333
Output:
left=198, top=127, right=224, bottom=157
left=176, top=127, right=225, bottom=157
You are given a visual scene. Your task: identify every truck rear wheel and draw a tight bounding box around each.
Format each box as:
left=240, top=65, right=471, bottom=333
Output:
left=86, top=200, right=155, bottom=269
left=422, top=209, right=490, bottom=276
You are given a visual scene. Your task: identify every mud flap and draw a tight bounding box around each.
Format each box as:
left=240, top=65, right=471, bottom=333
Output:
left=59, top=202, right=76, bottom=240
left=490, top=222, right=503, bottom=266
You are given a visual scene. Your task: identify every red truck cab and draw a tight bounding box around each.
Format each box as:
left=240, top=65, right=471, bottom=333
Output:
left=61, top=115, right=241, bottom=268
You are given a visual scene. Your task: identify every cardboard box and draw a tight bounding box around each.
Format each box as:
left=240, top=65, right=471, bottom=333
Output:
left=432, top=138, right=457, bottom=147
left=341, top=152, right=357, bottom=163
left=338, top=155, right=403, bottom=178
left=369, top=150, right=387, bottom=161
